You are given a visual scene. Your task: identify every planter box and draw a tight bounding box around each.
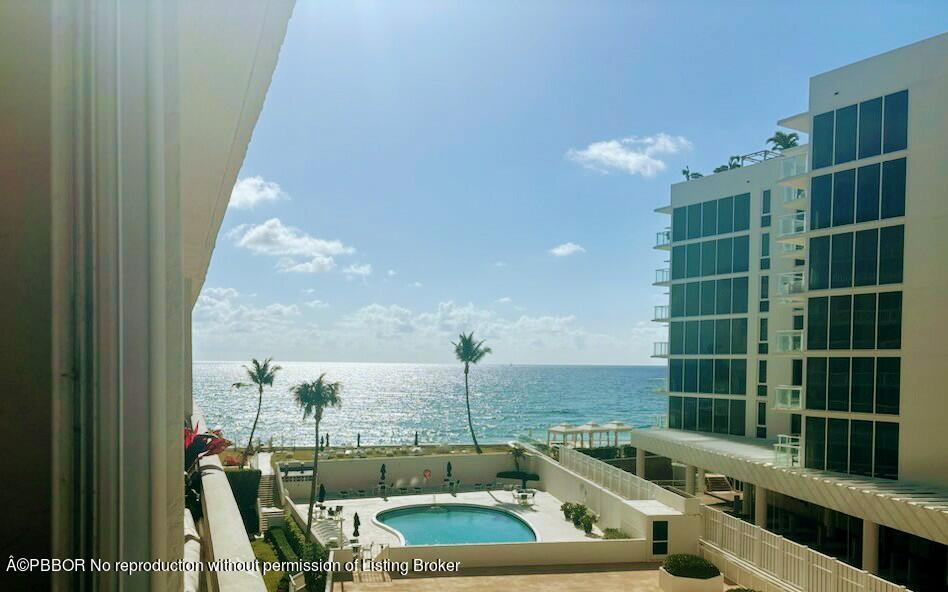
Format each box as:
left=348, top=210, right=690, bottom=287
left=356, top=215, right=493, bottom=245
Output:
left=659, top=566, right=724, bottom=592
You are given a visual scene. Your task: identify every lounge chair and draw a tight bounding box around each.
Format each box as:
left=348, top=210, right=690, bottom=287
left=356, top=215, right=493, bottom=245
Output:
left=340, top=490, right=349, bottom=498
left=356, top=489, right=366, bottom=497
left=412, top=486, right=422, bottom=494
left=473, top=483, right=483, bottom=491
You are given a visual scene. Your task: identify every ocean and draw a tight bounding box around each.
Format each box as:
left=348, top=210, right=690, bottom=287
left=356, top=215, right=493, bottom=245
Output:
left=193, top=362, right=666, bottom=448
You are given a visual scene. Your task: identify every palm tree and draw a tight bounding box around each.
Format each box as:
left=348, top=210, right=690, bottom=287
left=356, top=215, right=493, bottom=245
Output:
left=681, top=166, right=692, bottom=181
left=510, top=446, right=526, bottom=471
left=766, top=131, right=799, bottom=151
left=452, top=332, right=492, bottom=454
left=232, top=358, right=282, bottom=468
left=713, top=156, right=743, bottom=174
left=292, top=374, right=342, bottom=542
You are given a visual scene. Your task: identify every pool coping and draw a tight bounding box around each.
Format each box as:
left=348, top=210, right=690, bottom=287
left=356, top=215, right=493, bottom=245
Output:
left=371, top=502, right=542, bottom=546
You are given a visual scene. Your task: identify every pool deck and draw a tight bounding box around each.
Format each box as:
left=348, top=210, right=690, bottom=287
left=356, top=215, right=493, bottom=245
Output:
left=295, top=489, right=601, bottom=549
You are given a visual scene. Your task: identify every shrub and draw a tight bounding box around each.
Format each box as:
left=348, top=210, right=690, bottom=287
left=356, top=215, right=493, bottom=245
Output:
left=265, top=527, right=299, bottom=563
left=603, top=528, right=630, bottom=539
left=580, top=513, right=594, bottom=534
left=662, top=554, right=721, bottom=580
left=570, top=504, right=588, bottom=527
left=560, top=502, right=576, bottom=521
left=225, top=468, right=261, bottom=535
left=250, top=539, right=283, bottom=592
left=282, top=513, right=329, bottom=591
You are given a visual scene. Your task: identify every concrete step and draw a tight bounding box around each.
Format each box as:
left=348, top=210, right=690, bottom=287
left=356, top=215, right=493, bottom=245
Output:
left=705, top=474, right=732, bottom=492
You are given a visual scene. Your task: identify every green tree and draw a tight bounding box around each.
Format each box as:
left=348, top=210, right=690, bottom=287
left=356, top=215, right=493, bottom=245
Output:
left=510, top=445, right=526, bottom=471
left=452, top=332, right=492, bottom=454
left=291, top=374, right=342, bottom=542
left=232, top=358, right=282, bottom=468
left=766, top=131, right=800, bottom=151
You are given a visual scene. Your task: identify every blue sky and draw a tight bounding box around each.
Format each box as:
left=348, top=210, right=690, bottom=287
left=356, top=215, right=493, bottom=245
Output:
left=193, top=1, right=948, bottom=365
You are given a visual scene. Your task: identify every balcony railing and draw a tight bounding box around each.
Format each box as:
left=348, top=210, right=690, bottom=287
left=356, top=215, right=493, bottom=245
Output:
left=780, top=186, right=807, bottom=205
left=779, top=153, right=808, bottom=179
left=777, top=211, right=807, bottom=238
left=773, top=434, right=801, bottom=467
left=774, top=386, right=803, bottom=411
left=653, top=305, right=670, bottom=322
left=655, top=229, right=671, bottom=249
left=654, top=267, right=671, bottom=285
left=776, top=329, right=804, bottom=353
left=652, top=341, right=670, bottom=358
left=778, top=241, right=806, bottom=258
left=777, top=271, right=806, bottom=298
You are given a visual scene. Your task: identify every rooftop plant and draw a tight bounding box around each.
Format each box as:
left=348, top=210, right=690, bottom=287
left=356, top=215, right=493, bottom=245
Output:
left=662, top=554, right=721, bottom=579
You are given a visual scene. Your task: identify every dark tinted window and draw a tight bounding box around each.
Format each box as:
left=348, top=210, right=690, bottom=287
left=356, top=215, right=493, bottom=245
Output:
left=834, top=105, right=857, bottom=164
left=698, top=398, right=713, bottom=431
left=827, top=418, right=849, bottom=472
left=878, top=225, right=904, bottom=284
left=829, top=295, right=852, bottom=350
left=733, top=235, right=749, bottom=273
left=733, top=193, right=750, bottom=231
left=671, top=245, right=686, bottom=280
left=811, top=174, right=833, bottom=230
left=672, top=207, right=687, bottom=242
left=687, top=203, right=702, bottom=239
left=876, top=357, right=900, bottom=415
left=882, top=90, right=908, bottom=153
left=668, top=396, right=682, bottom=429
left=685, top=282, right=700, bottom=317
left=699, top=359, right=713, bottom=393
left=732, top=277, right=748, bottom=314
left=683, top=359, right=698, bottom=393
left=758, top=360, right=767, bottom=383
left=852, top=293, right=877, bottom=349
left=730, top=359, right=747, bottom=396
left=807, top=297, right=829, bottom=350
left=853, top=229, right=878, bottom=287
left=851, top=357, right=875, bottom=413
left=828, top=357, right=851, bottom=411
left=714, top=359, right=730, bottom=394
left=702, top=201, right=717, bottom=237
left=683, top=397, right=697, bottom=430
left=856, top=163, right=880, bottom=223
left=669, top=359, right=683, bottom=392
left=717, top=196, right=734, bottom=233
left=858, top=97, right=883, bottom=159
left=686, top=243, right=701, bottom=278
left=762, top=190, right=771, bottom=214
left=850, top=420, right=873, bottom=477
left=832, top=169, right=855, bottom=227
left=669, top=322, right=683, bottom=355
left=729, top=400, right=745, bottom=436
left=684, top=321, right=699, bottom=355
left=874, top=422, right=899, bottom=479
left=701, top=240, right=716, bottom=276
left=715, top=279, right=732, bottom=315
left=812, top=111, right=834, bottom=169
left=713, top=399, right=728, bottom=434
left=714, top=319, right=730, bottom=354
left=877, top=291, right=902, bottom=349
left=881, top=158, right=906, bottom=219
left=809, top=235, right=830, bottom=290
left=731, top=318, right=747, bottom=355
left=716, top=238, right=733, bottom=274
left=670, top=284, right=685, bottom=317
left=805, top=416, right=826, bottom=470
left=806, top=357, right=827, bottom=410
left=698, top=319, right=714, bottom=355
left=830, top=233, right=854, bottom=289
left=700, top=281, right=715, bottom=316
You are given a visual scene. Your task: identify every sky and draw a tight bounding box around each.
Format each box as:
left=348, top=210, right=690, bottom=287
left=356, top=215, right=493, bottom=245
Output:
left=193, top=1, right=948, bottom=365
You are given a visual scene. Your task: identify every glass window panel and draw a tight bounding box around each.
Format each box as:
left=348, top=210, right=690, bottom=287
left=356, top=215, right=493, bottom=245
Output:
left=685, top=282, right=700, bottom=316
left=877, top=291, right=902, bottom=349
left=876, top=357, right=900, bottom=415
left=698, top=398, right=713, bottom=432
left=672, top=207, right=688, bottom=242
left=701, top=240, right=717, bottom=276
left=669, top=321, right=683, bottom=355
left=834, top=104, right=857, bottom=165
left=699, top=359, right=714, bottom=393
left=852, top=293, right=877, bottom=349
left=714, top=359, right=730, bottom=395
left=700, top=280, right=716, bottom=316
left=732, top=277, right=748, bottom=313
left=715, top=319, right=731, bottom=354
left=809, top=235, right=830, bottom=290
left=851, top=357, right=875, bottom=413
left=853, top=229, right=878, bottom=287
left=683, top=360, right=698, bottom=393
left=684, top=321, right=699, bottom=355
left=761, top=215, right=771, bottom=228
left=758, top=360, right=768, bottom=383
left=832, top=169, right=856, bottom=227
left=805, top=416, right=827, bottom=470
left=761, top=233, right=770, bottom=257
left=850, top=420, right=874, bottom=477
left=713, top=399, right=729, bottom=434
left=671, top=245, right=686, bottom=280
left=702, top=201, right=717, bottom=237
left=759, top=317, right=768, bottom=342
left=699, top=320, right=715, bottom=355
left=733, top=235, right=749, bottom=273
left=829, top=295, right=853, bottom=350
left=683, top=397, right=697, bottom=430
left=717, top=196, right=734, bottom=234
left=716, top=238, right=733, bottom=275
left=830, top=232, right=854, bottom=289
left=807, top=297, right=829, bottom=350
left=687, top=203, right=702, bottom=240
left=668, top=396, right=682, bottom=429
left=669, top=359, right=683, bottom=392
left=670, top=284, right=685, bottom=318
left=881, top=158, right=906, bottom=219
left=882, top=90, right=908, bottom=154
left=806, top=357, right=828, bottom=410
left=874, top=422, right=899, bottom=480
left=762, top=189, right=771, bottom=214
left=731, top=359, right=747, bottom=396
left=878, top=225, right=904, bottom=284
left=653, top=520, right=668, bottom=541
left=715, top=279, right=732, bottom=315
left=757, top=402, right=767, bottom=425
left=811, top=174, right=833, bottom=230
left=826, top=418, right=850, bottom=473
left=828, top=357, right=851, bottom=411
left=734, top=193, right=750, bottom=231
left=856, top=163, right=880, bottom=223
left=791, top=414, right=801, bottom=436
left=812, top=111, right=834, bottom=169
left=792, top=359, right=803, bottom=386
left=760, top=275, right=770, bottom=300
left=731, top=318, right=747, bottom=355
left=686, top=242, right=701, bottom=278
left=729, top=400, right=745, bottom=436
left=858, top=97, right=883, bottom=159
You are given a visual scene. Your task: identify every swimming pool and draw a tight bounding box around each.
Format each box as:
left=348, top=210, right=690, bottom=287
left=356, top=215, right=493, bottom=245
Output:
left=376, top=504, right=537, bottom=545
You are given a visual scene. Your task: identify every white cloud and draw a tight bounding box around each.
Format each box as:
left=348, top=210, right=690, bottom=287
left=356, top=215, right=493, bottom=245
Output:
left=495, top=297, right=512, bottom=303
left=305, top=299, right=329, bottom=309
left=412, top=281, right=423, bottom=288
left=229, top=176, right=289, bottom=209
left=387, top=269, right=397, bottom=277
left=549, top=242, right=586, bottom=257
left=566, top=133, right=692, bottom=177
left=493, top=261, right=508, bottom=268
left=343, top=263, right=373, bottom=281
left=228, top=218, right=354, bottom=273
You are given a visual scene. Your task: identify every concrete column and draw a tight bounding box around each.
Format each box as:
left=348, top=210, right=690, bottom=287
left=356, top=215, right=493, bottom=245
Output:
left=696, top=468, right=706, bottom=494
left=685, top=464, right=696, bottom=495
left=754, top=485, right=768, bottom=528
left=635, top=447, right=646, bottom=478
left=862, top=519, right=879, bottom=574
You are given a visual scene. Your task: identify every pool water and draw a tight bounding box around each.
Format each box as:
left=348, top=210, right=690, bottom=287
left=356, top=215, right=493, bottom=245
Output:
left=376, top=505, right=536, bottom=545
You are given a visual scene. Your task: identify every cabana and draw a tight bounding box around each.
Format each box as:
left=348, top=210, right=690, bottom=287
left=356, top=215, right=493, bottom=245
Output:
left=546, top=420, right=636, bottom=448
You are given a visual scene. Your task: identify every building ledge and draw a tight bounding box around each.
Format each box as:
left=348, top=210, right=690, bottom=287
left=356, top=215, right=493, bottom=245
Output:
left=778, top=111, right=810, bottom=134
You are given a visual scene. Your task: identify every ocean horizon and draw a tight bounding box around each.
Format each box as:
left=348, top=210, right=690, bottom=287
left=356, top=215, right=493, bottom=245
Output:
left=193, top=361, right=666, bottom=448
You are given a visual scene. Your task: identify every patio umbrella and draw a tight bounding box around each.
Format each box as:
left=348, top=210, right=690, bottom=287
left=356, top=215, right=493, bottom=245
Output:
left=318, top=483, right=326, bottom=505
left=380, top=463, right=387, bottom=483
left=353, top=512, right=361, bottom=538
left=357, top=433, right=361, bottom=448
left=446, top=461, right=453, bottom=479
left=414, top=431, right=419, bottom=446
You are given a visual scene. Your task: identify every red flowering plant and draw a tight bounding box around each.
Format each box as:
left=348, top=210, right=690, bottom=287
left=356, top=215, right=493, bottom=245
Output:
left=184, top=421, right=232, bottom=519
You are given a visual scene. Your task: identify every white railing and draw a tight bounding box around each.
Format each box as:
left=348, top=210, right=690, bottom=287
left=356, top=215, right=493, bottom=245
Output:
left=780, top=186, right=807, bottom=205
left=655, top=229, right=671, bottom=248
left=773, top=434, right=801, bottom=468
left=777, top=272, right=805, bottom=297
left=780, top=153, right=807, bottom=179
left=653, top=305, right=670, bottom=321
left=652, top=341, right=669, bottom=357
left=651, top=414, right=668, bottom=429
left=700, top=505, right=909, bottom=592
left=655, top=267, right=671, bottom=284
left=774, top=386, right=802, bottom=411
left=778, top=241, right=805, bottom=258
left=776, top=330, right=804, bottom=354
left=778, top=211, right=807, bottom=238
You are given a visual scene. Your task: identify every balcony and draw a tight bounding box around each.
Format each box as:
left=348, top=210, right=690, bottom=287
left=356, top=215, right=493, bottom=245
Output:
left=775, top=329, right=804, bottom=354
left=655, top=229, right=671, bottom=250
left=780, top=186, right=808, bottom=208
left=779, top=152, right=808, bottom=180
left=653, top=305, right=670, bottom=322
left=652, top=341, right=670, bottom=358
left=777, top=211, right=807, bottom=244
left=777, top=240, right=806, bottom=259
left=654, top=267, right=671, bottom=286
left=773, top=434, right=801, bottom=467
left=774, top=386, right=802, bottom=411
left=776, top=271, right=806, bottom=302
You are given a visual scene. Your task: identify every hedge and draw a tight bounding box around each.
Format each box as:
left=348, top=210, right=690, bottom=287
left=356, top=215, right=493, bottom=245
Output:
left=662, top=554, right=721, bottom=579
left=283, top=512, right=329, bottom=591
left=265, top=527, right=299, bottom=564
left=225, top=468, right=261, bottom=535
